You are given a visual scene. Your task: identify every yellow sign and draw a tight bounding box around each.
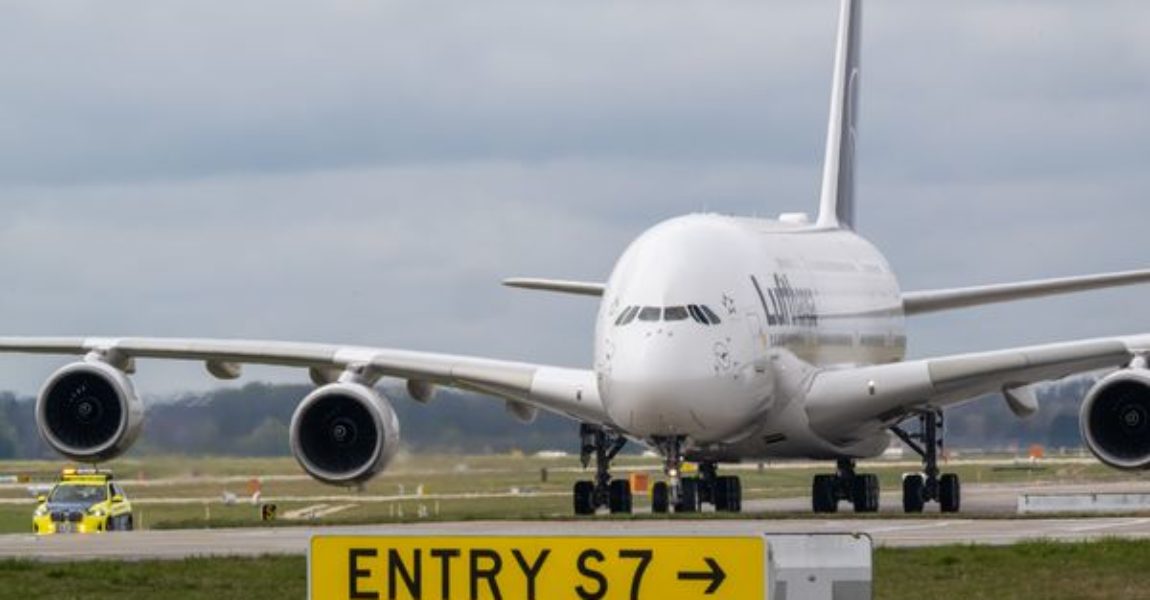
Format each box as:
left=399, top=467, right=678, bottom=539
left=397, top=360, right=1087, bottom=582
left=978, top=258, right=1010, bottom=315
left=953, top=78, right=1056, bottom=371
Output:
left=310, top=535, right=765, bottom=600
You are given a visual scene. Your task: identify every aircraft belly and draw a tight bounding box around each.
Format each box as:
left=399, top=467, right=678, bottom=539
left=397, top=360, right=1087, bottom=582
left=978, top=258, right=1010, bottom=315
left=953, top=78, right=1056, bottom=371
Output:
left=684, top=382, right=890, bottom=463
left=606, top=371, right=772, bottom=443
left=686, top=426, right=891, bottom=463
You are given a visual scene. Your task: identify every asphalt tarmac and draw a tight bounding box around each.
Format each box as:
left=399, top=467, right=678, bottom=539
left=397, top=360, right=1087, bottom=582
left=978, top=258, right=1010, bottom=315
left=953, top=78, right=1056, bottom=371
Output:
left=6, top=480, right=1150, bottom=560
left=4, top=516, right=1150, bottom=561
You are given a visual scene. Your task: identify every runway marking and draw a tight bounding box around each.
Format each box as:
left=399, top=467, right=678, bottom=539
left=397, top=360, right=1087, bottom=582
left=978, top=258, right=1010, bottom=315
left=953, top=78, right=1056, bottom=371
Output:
left=283, top=504, right=357, bottom=520
left=864, top=521, right=956, bottom=534
left=1065, top=518, right=1150, bottom=533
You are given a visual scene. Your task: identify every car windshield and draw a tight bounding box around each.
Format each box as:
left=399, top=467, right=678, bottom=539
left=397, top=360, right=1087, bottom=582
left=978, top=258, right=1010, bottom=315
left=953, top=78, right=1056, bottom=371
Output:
left=49, top=484, right=107, bottom=506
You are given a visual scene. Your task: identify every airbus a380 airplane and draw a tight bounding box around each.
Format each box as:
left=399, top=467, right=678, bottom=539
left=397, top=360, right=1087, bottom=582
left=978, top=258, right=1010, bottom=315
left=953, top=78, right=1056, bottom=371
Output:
left=8, top=0, right=1150, bottom=516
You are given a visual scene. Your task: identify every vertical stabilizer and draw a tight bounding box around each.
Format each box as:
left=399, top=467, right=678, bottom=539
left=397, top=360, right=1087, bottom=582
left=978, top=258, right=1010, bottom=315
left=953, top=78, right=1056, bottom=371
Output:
left=815, top=0, right=862, bottom=230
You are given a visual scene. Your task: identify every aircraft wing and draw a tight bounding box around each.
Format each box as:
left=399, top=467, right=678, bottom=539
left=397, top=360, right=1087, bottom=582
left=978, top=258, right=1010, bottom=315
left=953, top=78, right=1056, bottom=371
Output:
left=804, top=334, right=1150, bottom=440
left=0, top=336, right=610, bottom=426
left=902, top=268, right=1150, bottom=315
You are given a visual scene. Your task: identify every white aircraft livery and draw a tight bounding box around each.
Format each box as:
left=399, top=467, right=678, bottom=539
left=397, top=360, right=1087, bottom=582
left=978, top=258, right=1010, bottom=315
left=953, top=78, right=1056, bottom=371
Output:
left=7, top=0, right=1150, bottom=516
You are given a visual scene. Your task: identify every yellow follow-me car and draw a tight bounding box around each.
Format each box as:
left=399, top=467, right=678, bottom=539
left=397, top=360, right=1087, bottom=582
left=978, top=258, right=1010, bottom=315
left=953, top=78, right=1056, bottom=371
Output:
left=32, top=469, right=133, bottom=535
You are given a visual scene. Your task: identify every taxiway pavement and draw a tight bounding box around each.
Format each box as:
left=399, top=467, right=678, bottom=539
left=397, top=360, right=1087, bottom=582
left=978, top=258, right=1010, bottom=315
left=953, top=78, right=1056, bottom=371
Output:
left=7, top=516, right=1150, bottom=561
left=8, top=480, right=1150, bottom=560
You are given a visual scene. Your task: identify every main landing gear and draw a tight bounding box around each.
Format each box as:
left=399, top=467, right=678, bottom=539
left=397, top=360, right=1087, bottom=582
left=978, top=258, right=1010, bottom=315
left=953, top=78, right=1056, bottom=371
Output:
left=891, top=410, right=961, bottom=514
left=811, top=458, right=880, bottom=514
left=650, top=437, right=743, bottom=515
left=573, top=424, right=632, bottom=515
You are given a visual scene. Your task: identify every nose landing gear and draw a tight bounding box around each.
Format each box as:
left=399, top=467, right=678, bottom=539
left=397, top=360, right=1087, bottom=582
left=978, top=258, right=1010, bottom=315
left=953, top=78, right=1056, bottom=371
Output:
left=573, top=424, right=631, bottom=515
left=650, top=437, right=743, bottom=515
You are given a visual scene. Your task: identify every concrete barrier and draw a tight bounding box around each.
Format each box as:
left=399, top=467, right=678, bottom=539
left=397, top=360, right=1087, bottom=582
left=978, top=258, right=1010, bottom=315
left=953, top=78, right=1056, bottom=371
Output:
left=767, top=533, right=874, bottom=600
left=1018, top=493, right=1150, bottom=514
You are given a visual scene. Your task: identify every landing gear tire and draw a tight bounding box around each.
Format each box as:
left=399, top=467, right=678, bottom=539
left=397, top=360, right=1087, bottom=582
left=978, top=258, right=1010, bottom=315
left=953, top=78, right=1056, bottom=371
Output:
left=608, top=479, right=633, bottom=515
left=902, top=474, right=926, bottom=514
left=652, top=482, right=670, bottom=514
left=812, top=460, right=879, bottom=514
left=812, top=474, right=838, bottom=514
left=940, top=473, right=961, bottom=513
left=574, top=481, right=596, bottom=516
left=852, top=474, right=880, bottom=513
left=714, top=476, right=743, bottom=513
left=676, top=478, right=700, bottom=514
left=729, top=477, right=744, bottom=513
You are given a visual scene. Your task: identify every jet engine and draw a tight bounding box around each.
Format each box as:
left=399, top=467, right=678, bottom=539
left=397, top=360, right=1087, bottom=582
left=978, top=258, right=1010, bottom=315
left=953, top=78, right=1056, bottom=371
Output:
left=289, top=382, right=400, bottom=486
left=1081, top=369, right=1150, bottom=470
left=36, top=361, right=144, bottom=463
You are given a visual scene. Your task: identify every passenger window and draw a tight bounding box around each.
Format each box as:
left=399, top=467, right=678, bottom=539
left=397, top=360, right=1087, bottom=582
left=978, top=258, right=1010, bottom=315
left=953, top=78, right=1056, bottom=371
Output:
left=638, top=307, right=662, bottom=322
left=700, top=305, right=723, bottom=325
left=664, top=306, right=689, bottom=321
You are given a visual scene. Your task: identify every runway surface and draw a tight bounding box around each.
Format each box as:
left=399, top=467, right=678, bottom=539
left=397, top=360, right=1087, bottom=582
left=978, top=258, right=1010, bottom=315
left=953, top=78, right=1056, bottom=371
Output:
left=7, top=480, right=1150, bottom=560
left=5, top=517, right=1150, bottom=561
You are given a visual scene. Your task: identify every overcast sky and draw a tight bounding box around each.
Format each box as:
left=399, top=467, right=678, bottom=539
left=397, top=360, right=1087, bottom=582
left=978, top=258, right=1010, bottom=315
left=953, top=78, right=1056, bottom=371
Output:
left=0, top=0, right=1147, bottom=396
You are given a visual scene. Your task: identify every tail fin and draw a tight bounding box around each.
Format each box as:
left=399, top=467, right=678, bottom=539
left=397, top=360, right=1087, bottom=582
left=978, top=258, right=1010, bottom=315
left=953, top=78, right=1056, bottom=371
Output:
left=815, top=0, right=862, bottom=230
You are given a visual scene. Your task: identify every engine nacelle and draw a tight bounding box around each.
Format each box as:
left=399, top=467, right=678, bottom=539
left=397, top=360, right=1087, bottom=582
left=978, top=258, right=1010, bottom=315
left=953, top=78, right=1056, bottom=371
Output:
left=1081, top=369, right=1150, bottom=470
left=289, top=382, right=400, bottom=486
left=36, top=361, right=144, bottom=463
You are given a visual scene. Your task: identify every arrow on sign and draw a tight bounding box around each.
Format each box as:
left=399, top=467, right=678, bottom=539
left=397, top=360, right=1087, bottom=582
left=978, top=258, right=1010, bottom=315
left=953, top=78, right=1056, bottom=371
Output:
left=677, top=557, right=727, bottom=595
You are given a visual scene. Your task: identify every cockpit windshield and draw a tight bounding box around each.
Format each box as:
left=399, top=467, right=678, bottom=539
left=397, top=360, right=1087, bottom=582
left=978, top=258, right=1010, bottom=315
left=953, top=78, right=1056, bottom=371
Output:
left=615, top=305, right=722, bottom=327
left=637, top=307, right=662, bottom=322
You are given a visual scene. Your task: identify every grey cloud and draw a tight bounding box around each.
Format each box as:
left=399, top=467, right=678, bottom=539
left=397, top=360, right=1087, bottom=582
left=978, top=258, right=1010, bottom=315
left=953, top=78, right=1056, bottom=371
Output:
left=0, top=0, right=1146, bottom=396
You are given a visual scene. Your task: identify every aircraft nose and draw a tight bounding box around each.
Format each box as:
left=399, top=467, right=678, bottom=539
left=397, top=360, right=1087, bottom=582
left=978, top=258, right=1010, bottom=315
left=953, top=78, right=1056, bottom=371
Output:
left=602, top=335, right=744, bottom=439
left=602, top=326, right=772, bottom=439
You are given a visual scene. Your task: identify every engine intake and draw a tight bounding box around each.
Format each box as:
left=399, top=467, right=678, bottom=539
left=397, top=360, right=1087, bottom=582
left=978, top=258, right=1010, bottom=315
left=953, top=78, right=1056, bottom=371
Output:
left=290, top=383, right=400, bottom=486
left=36, top=361, right=144, bottom=463
left=1081, top=369, right=1150, bottom=470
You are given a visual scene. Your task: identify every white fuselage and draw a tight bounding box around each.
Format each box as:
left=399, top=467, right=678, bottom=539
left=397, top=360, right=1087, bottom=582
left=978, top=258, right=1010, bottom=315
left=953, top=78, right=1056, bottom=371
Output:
left=594, top=214, right=906, bottom=461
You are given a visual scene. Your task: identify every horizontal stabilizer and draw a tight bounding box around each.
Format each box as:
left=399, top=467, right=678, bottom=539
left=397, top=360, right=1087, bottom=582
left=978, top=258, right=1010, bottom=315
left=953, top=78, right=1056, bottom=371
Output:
left=502, top=278, right=605, bottom=297
left=903, top=268, right=1150, bottom=316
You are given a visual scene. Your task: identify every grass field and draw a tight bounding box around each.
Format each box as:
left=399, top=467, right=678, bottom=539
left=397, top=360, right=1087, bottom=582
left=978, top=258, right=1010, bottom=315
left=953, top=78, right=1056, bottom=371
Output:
left=4, top=455, right=1150, bottom=598
left=1, top=539, right=1148, bottom=599
left=1, top=453, right=1146, bottom=534
left=874, top=539, right=1150, bottom=600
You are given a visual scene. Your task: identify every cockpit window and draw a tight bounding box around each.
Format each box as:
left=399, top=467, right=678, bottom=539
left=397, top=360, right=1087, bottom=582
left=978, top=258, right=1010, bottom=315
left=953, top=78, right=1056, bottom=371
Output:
left=637, top=307, right=662, bottom=322
left=699, top=305, right=723, bottom=325
left=614, top=304, right=724, bottom=327
left=615, top=306, right=639, bottom=326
